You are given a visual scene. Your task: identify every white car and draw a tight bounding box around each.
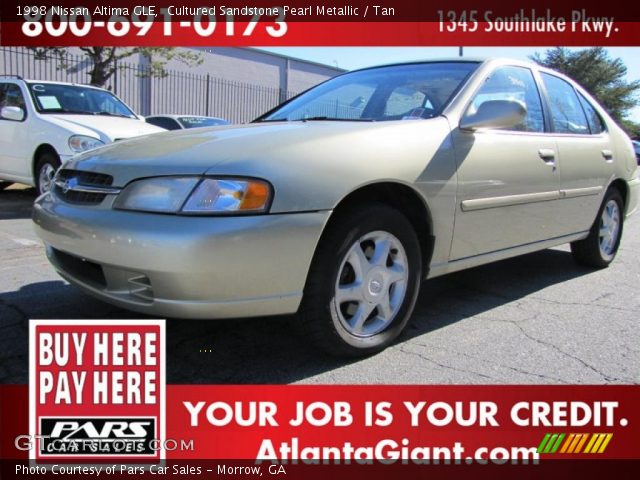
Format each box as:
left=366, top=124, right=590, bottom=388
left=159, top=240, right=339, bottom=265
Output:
left=0, top=77, right=164, bottom=194
left=145, top=115, right=230, bottom=130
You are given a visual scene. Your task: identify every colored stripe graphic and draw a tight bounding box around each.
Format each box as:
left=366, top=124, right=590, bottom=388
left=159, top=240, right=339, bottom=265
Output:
left=559, top=433, right=575, bottom=453
left=544, top=434, right=559, bottom=453
left=539, top=433, right=613, bottom=454
left=584, top=434, right=599, bottom=453
left=566, top=433, right=587, bottom=453
left=550, top=433, right=565, bottom=453
left=537, top=433, right=565, bottom=454
left=574, top=433, right=589, bottom=453
left=537, top=433, right=551, bottom=454
left=597, top=434, right=613, bottom=453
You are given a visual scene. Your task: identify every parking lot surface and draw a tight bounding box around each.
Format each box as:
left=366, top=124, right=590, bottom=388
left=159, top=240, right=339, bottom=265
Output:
left=1, top=185, right=638, bottom=384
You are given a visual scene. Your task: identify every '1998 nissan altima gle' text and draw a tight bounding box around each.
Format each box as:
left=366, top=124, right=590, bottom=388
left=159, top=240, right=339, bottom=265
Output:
left=33, top=58, right=639, bottom=357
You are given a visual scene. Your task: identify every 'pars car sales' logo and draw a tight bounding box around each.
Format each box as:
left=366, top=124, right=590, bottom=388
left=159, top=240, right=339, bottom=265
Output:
left=29, top=320, right=165, bottom=461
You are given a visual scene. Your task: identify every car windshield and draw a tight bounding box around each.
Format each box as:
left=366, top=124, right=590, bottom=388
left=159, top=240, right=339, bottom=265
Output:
left=258, top=62, right=479, bottom=122
left=27, top=83, right=136, bottom=118
left=178, top=117, right=229, bottom=128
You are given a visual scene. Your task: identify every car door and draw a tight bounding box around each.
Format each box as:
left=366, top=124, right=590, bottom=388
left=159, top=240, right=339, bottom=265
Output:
left=450, top=65, right=562, bottom=260
left=0, top=82, right=31, bottom=179
left=538, top=72, right=612, bottom=235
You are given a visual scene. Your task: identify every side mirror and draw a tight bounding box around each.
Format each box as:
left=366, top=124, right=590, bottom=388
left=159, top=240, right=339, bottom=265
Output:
left=460, top=100, right=526, bottom=131
left=1, top=106, right=25, bottom=122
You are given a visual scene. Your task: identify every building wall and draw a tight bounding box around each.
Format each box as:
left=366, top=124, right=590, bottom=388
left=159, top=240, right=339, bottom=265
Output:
left=0, top=46, right=344, bottom=121
left=164, top=47, right=344, bottom=92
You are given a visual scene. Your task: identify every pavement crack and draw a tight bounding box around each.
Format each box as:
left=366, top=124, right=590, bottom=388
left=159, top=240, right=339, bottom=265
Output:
left=429, top=344, right=569, bottom=384
left=504, top=320, right=631, bottom=383
left=395, top=343, right=499, bottom=382
left=529, top=296, right=640, bottom=314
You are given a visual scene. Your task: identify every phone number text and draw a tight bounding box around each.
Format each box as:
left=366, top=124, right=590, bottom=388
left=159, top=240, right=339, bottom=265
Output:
left=19, top=8, right=287, bottom=38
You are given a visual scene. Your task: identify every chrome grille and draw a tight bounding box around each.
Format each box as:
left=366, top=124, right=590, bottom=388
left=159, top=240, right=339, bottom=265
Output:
left=54, top=169, right=116, bottom=205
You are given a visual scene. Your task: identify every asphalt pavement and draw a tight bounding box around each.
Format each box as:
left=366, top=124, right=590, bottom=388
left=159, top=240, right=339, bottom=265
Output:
left=1, top=185, right=638, bottom=384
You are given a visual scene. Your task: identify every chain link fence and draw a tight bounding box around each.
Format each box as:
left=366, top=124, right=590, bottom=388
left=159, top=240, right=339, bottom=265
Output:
left=0, top=47, right=298, bottom=123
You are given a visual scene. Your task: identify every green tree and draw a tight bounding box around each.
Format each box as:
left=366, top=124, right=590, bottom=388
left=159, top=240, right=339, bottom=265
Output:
left=29, top=47, right=203, bottom=87
left=531, top=47, right=640, bottom=137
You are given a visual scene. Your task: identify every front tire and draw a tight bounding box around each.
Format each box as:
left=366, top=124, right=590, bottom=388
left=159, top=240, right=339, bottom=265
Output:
left=35, top=152, right=61, bottom=195
left=299, top=203, right=422, bottom=357
left=571, top=189, right=624, bottom=268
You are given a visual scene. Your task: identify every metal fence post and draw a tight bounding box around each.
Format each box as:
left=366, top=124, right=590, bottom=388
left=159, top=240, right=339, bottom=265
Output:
left=205, top=73, right=210, bottom=117
left=0, top=47, right=300, bottom=122
left=113, top=58, right=118, bottom=95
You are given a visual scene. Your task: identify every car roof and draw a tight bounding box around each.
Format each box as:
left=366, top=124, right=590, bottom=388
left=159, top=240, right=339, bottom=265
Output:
left=351, top=57, right=485, bottom=73
left=349, top=57, right=583, bottom=93
left=351, top=57, right=566, bottom=75
left=23, top=79, right=110, bottom=92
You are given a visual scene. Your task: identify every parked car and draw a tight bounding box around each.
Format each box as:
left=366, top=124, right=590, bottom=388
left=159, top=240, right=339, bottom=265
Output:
left=33, top=59, right=639, bottom=357
left=0, top=77, right=164, bottom=194
left=145, top=115, right=230, bottom=130
left=633, top=140, right=640, bottom=164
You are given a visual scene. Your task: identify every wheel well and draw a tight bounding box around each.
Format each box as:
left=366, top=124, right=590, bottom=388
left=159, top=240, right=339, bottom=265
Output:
left=32, top=144, right=59, bottom=178
left=329, top=182, right=435, bottom=275
left=609, top=179, right=628, bottom=210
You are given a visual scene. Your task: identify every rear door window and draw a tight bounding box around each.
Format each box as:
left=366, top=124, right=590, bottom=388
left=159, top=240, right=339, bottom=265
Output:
left=576, top=92, right=606, bottom=134
left=541, top=73, right=590, bottom=135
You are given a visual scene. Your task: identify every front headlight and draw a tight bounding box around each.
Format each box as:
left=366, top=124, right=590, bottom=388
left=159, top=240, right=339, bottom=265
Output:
left=114, top=177, right=272, bottom=214
left=68, top=135, right=105, bottom=153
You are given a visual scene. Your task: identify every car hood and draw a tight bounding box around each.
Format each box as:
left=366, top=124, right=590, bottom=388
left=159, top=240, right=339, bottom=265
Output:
left=46, top=114, right=165, bottom=141
left=64, top=119, right=454, bottom=212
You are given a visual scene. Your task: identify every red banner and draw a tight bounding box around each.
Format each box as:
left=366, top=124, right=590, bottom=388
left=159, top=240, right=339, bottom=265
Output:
left=3, top=384, right=640, bottom=462
left=2, top=21, right=640, bottom=46
left=1, top=1, right=640, bottom=46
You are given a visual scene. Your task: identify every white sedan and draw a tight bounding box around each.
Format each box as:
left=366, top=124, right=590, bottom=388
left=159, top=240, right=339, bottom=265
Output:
left=145, top=115, right=230, bottom=131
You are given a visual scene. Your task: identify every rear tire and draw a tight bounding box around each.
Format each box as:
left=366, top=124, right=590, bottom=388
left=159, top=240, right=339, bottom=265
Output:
left=299, top=203, right=422, bottom=357
left=35, top=152, right=61, bottom=195
left=571, top=189, right=624, bottom=268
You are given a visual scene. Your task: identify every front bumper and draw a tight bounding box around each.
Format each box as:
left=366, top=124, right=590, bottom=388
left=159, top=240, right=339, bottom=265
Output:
left=33, top=193, right=330, bottom=319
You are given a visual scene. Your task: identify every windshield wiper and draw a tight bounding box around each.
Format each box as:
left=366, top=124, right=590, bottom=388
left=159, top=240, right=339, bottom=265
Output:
left=41, top=108, right=95, bottom=115
left=253, top=116, right=375, bottom=123
left=95, top=111, right=132, bottom=118
left=296, top=116, right=375, bottom=122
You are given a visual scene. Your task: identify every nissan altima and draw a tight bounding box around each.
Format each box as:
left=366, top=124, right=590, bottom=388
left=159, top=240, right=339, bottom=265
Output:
left=33, top=58, right=639, bottom=356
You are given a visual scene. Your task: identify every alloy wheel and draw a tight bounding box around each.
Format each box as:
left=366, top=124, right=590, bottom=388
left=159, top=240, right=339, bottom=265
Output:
left=38, top=163, right=56, bottom=195
left=599, top=199, right=621, bottom=261
left=334, top=231, right=409, bottom=337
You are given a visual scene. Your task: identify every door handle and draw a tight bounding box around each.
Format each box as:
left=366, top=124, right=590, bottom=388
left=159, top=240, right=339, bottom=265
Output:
left=601, top=149, right=614, bottom=161
left=538, top=149, right=556, bottom=166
